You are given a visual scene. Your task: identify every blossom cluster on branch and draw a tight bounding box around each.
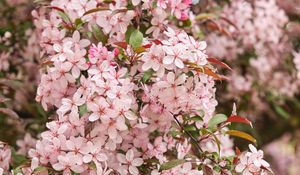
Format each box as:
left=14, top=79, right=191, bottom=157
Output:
left=0, top=0, right=275, bottom=175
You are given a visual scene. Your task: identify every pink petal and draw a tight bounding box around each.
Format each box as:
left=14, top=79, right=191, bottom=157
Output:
left=89, top=113, right=100, bottom=122
left=124, top=111, right=137, bottom=120
left=163, top=55, right=174, bottom=65
left=142, top=60, right=153, bottom=71
left=126, top=149, right=134, bottom=161
left=116, top=154, right=127, bottom=164
left=132, top=158, right=143, bottom=166
left=108, top=126, right=117, bottom=139
left=66, top=140, right=75, bottom=150
left=83, top=154, right=93, bottom=163
left=129, top=165, right=139, bottom=175
left=174, top=58, right=184, bottom=68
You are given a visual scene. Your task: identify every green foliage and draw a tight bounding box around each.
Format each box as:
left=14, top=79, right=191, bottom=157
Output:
left=129, top=29, right=143, bottom=48
left=92, top=24, right=108, bottom=44
left=159, top=159, right=186, bottom=171
left=208, top=114, right=227, bottom=129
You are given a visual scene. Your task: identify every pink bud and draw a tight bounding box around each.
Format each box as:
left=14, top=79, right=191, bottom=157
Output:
left=180, top=12, right=189, bottom=21
left=113, top=48, right=120, bottom=56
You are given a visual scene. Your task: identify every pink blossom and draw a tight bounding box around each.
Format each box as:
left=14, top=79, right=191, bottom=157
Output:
left=117, top=149, right=143, bottom=175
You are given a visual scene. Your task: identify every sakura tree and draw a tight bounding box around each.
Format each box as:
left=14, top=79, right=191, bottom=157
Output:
left=0, top=0, right=273, bottom=175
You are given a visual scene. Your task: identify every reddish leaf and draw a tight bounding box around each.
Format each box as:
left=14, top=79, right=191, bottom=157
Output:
left=220, top=28, right=232, bottom=37
left=226, top=115, right=253, bottom=128
left=233, top=156, right=239, bottom=164
left=49, top=6, right=65, bottom=12
left=220, top=16, right=239, bottom=31
left=207, top=57, right=232, bottom=71
left=83, top=7, right=110, bottom=16
left=206, top=19, right=221, bottom=31
left=142, top=43, right=152, bottom=48
left=113, top=42, right=127, bottom=49
left=206, top=19, right=232, bottom=37
left=235, top=147, right=241, bottom=155
left=202, top=165, right=213, bottom=175
left=39, top=59, right=53, bottom=67
left=151, top=39, right=163, bottom=45
left=203, top=67, right=227, bottom=80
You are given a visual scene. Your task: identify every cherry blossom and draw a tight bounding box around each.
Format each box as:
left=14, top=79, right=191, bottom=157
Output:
left=117, top=149, right=144, bottom=175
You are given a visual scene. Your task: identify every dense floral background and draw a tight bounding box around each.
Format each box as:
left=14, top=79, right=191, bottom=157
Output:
left=0, top=0, right=299, bottom=174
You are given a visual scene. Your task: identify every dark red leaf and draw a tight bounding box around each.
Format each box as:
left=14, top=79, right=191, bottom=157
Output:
left=233, top=157, right=239, bottom=164
left=235, top=147, right=241, bottom=155
left=207, top=57, right=232, bottom=71
left=226, top=115, right=253, bottom=127
left=83, top=7, right=110, bottom=16
left=151, top=39, right=163, bottom=45
left=113, top=42, right=127, bottom=49
left=220, top=16, right=239, bottom=31
left=49, top=6, right=65, bottom=12
left=142, top=43, right=152, bottom=48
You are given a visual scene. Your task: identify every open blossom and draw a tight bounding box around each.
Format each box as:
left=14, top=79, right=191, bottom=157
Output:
left=236, top=144, right=270, bottom=175
left=16, top=133, right=37, bottom=155
left=163, top=43, right=187, bottom=68
left=146, top=8, right=168, bottom=38
left=117, top=149, right=144, bottom=175
left=141, top=44, right=166, bottom=77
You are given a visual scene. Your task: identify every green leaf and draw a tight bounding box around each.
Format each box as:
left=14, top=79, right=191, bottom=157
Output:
left=125, top=25, right=135, bottom=43
left=92, top=24, right=108, bottom=44
left=79, top=104, right=87, bottom=116
left=225, top=130, right=257, bottom=143
left=207, top=114, right=227, bottom=129
left=160, top=159, right=186, bottom=171
left=273, top=104, right=290, bottom=119
left=178, top=19, right=192, bottom=28
left=129, top=29, right=143, bottom=48
left=212, top=134, right=221, bottom=154
left=188, top=115, right=203, bottom=122
left=33, top=166, right=48, bottom=173
left=12, top=149, right=28, bottom=168
left=168, top=130, right=181, bottom=137
left=75, top=18, right=84, bottom=29
left=183, top=125, right=197, bottom=131
left=142, top=69, right=154, bottom=83
left=57, top=11, right=71, bottom=24
left=199, top=128, right=211, bottom=135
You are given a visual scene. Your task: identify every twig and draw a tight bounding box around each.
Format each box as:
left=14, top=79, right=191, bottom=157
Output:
left=173, top=114, right=203, bottom=153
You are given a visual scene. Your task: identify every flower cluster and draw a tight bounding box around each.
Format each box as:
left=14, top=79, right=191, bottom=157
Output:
left=29, top=23, right=227, bottom=173
left=236, top=145, right=271, bottom=175
left=0, top=0, right=274, bottom=175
